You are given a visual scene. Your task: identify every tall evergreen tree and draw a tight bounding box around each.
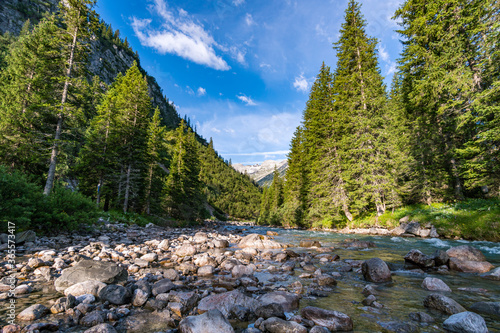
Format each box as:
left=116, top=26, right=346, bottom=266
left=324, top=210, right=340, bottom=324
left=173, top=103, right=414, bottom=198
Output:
left=164, top=120, right=203, bottom=221
left=44, top=0, right=97, bottom=195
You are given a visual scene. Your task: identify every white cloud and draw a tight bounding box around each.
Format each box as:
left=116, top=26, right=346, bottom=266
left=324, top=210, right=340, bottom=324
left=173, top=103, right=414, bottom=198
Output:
left=186, top=86, right=195, bottom=95
left=293, top=74, right=309, bottom=93
left=245, top=13, right=254, bottom=26
left=378, top=45, right=390, bottom=62
left=230, top=46, right=246, bottom=65
left=211, top=127, right=221, bottom=133
left=386, top=62, right=397, bottom=76
left=233, top=0, right=245, bottom=6
left=237, top=94, right=257, bottom=106
left=197, top=87, right=206, bottom=96
left=131, top=0, right=229, bottom=70
left=228, top=150, right=290, bottom=156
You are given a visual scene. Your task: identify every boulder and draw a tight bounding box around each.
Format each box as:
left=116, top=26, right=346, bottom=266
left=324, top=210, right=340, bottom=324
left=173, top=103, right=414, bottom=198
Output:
left=179, top=309, right=234, bottom=333
left=198, top=265, right=215, bottom=277
left=421, top=277, right=451, bottom=292
left=15, top=230, right=36, bottom=244
left=98, top=284, right=132, bottom=305
left=300, top=240, right=322, bottom=248
left=470, top=302, right=500, bottom=317
left=64, top=280, right=107, bottom=297
left=261, top=317, right=308, bottom=333
left=193, top=232, right=208, bottom=243
left=404, top=249, right=434, bottom=268
left=232, top=264, right=256, bottom=278
left=423, top=294, right=466, bottom=315
left=446, top=245, right=486, bottom=262
left=54, top=260, right=127, bottom=292
left=238, top=233, right=283, bottom=249
left=433, top=250, right=450, bottom=266
left=198, top=289, right=261, bottom=317
left=17, top=304, right=48, bottom=321
left=255, top=303, right=286, bottom=319
left=175, top=244, right=197, bottom=257
left=361, top=258, right=392, bottom=283
left=443, top=311, right=488, bottom=333
left=301, top=306, right=353, bottom=331
left=152, top=279, right=175, bottom=296
left=405, top=222, right=421, bottom=235
left=449, top=258, right=493, bottom=273
left=258, top=291, right=300, bottom=312
left=342, top=240, right=375, bottom=249
left=408, top=312, right=435, bottom=323
left=213, top=239, right=229, bottom=248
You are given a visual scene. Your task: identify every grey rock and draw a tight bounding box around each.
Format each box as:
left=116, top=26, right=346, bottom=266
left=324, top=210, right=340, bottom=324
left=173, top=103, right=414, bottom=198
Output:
left=230, top=305, right=254, bottom=322
left=176, top=244, right=197, bottom=257
left=98, top=284, right=132, bottom=305
left=317, top=274, right=337, bottom=287
left=377, top=321, right=419, bottom=333
left=362, top=258, right=392, bottom=283
left=65, top=280, right=107, bottom=297
left=433, top=249, right=450, bottom=266
left=405, top=222, right=421, bottom=235
left=481, top=266, right=500, bottom=280
left=198, top=289, right=261, bottom=318
left=449, top=258, right=493, bottom=273
left=238, top=233, right=282, bottom=249
left=84, top=323, right=118, bottom=333
left=261, top=317, right=308, bottom=333
left=15, top=230, right=36, bottom=244
left=309, top=326, right=330, bottom=333
left=255, top=303, right=285, bottom=319
left=179, top=309, right=234, bottom=333
left=232, top=264, right=256, bottom=278
left=80, top=310, right=106, bottom=327
left=152, top=278, right=175, bottom=296
left=470, top=301, right=500, bottom=317
left=17, top=304, right=48, bottom=321
left=213, top=239, right=229, bottom=248
left=423, top=294, right=466, bottom=315
left=421, top=277, right=451, bottom=291
left=299, top=240, right=322, bottom=247
left=132, top=288, right=149, bottom=307
left=443, top=311, right=488, bottom=333
left=258, top=291, right=300, bottom=312
left=404, top=249, right=435, bottom=268
left=55, top=260, right=127, bottom=291
left=198, top=265, right=215, bottom=277
left=408, top=312, right=435, bottom=323
left=50, top=294, right=76, bottom=314
left=17, top=323, right=58, bottom=332
left=115, top=311, right=174, bottom=332
left=301, top=306, right=353, bottom=331
left=193, top=232, right=208, bottom=243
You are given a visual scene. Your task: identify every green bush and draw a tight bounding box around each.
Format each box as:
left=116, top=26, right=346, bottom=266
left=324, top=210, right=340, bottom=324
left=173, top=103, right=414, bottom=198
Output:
left=33, top=185, right=98, bottom=232
left=0, top=166, right=42, bottom=232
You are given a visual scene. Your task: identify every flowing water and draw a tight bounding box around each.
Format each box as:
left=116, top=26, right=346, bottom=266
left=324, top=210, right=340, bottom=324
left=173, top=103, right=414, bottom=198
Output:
left=234, top=225, right=500, bottom=332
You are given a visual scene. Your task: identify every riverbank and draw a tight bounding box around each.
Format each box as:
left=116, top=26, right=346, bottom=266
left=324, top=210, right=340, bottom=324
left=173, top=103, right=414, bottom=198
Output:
left=1, top=221, right=500, bottom=332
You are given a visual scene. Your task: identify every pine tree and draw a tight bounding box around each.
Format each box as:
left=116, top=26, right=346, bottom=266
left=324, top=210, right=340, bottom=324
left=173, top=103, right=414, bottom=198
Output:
left=164, top=120, right=204, bottom=221
left=44, top=0, right=97, bottom=195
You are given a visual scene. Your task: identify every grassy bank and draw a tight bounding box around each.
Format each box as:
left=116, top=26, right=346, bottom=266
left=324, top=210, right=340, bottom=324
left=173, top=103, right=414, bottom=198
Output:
left=348, top=199, right=500, bottom=241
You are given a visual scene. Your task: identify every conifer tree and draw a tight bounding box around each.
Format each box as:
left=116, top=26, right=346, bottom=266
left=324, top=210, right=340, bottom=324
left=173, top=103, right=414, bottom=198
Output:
left=44, top=0, right=97, bottom=195
left=164, top=120, right=204, bottom=221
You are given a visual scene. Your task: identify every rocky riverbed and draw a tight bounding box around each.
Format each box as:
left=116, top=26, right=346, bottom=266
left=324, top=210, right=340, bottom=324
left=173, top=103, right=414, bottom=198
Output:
left=1, top=220, right=500, bottom=332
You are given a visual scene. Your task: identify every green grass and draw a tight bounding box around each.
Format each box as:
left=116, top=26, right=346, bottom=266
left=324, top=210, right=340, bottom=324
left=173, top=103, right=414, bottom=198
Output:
left=349, top=198, right=500, bottom=241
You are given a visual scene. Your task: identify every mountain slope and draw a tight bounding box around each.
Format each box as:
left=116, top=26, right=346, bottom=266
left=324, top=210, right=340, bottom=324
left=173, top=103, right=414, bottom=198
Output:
left=233, top=160, right=288, bottom=187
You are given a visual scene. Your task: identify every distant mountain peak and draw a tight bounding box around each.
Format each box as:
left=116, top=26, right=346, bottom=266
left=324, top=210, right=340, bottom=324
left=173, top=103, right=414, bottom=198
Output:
left=233, top=159, right=288, bottom=186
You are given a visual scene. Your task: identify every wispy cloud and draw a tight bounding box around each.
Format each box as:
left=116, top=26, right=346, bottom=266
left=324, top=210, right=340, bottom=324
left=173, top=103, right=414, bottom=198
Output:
left=237, top=94, right=257, bottom=106
left=227, top=150, right=290, bottom=156
left=197, top=87, right=206, bottom=96
left=293, top=74, right=309, bottom=93
left=245, top=13, right=254, bottom=26
left=233, top=0, right=245, bottom=6
left=131, top=0, right=229, bottom=70
left=378, top=45, right=390, bottom=62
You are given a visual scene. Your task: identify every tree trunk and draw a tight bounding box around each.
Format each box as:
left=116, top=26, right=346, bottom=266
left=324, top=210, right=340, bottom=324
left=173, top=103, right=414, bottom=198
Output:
left=43, top=19, right=79, bottom=195
left=123, top=163, right=132, bottom=213
left=145, top=164, right=153, bottom=215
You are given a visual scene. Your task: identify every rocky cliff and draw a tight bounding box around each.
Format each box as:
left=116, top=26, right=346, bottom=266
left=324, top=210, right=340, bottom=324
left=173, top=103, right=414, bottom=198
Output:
left=0, top=0, right=181, bottom=129
left=233, top=160, right=288, bottom=187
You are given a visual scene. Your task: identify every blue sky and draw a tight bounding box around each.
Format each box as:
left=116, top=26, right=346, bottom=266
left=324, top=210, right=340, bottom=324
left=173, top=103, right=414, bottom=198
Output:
left=95, top=0, right=404, bottom=165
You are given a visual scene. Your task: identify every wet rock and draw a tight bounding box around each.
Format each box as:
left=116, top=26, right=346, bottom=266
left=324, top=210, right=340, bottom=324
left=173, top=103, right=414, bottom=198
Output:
left=316, top=274, right=337, bottom=287
left=80, top=310, right=106, bottom=327
left=267, top=230, right=279, bottom=236
left=433, top=250, right=449, bottom=266
left=470, top=301, right=500, bottom=317
left=300, top=240, right=322, bottom=247
left=116, top=311, right=174, bottom=332
left=342, top=239, right=375, bottom=249
left=309, top=326, right=330, bottom=333
left=198, top=265, right=215, bottom=277
left=84, top=323, right=118, bottom=333
left=99, top=284, right=132, bottom=305
left=20, top=323, right=59, bottom=332
left=2, top=325, right=21, bottom=333
left=15, top=230, right=36, bottom=244
left=76, top=294, right=96, bottom=304
left=404, top=249, right=435, bottom=268
left=55, top=260, right=127, bottom=291
left=179, top=309, right=234, bottom=333
left=362, top=284, right=377, bottom=296
left=213, top=239, right=229, bottom=248
left=176, top=244, right=197, bottom=257
left=230, top=305, right=254, bottom=322
left=361, top=258, right=392, bottom=283
left=255, top=303, right=286, bottom=319
left=423, top=294, right=466, bottom=315
left=261, top=317, right=308, bottom=333
left=258, top=291, right=300, bottom=312
left=140, top=253, right=158, bottom=262
left=377, top=321, right=419, bottom=333
left=152, top=278, right=175, bottom=296
left=408, top=312, right=435, bottom=323
left=443, top=311, right=488, bottom=333
left=13, top=284, right=31, bottom=295
left=421, top=277, right=451, bottom=292
left=448, top=258, right=493, bottom=273
left=446, top=245, right=486, bottom=262
left=481, top=266, right=500, bottom=280
left=198, top=289, right=261, bottom=317
left=238, top=233, right=283, bottom=249
left=301, top=306, right=353, bottom=331
left=17, top=304, right=48, bottom=321
left=193, top=232, right=208, bottom=243
left=362, top=295, right=377, bottom=306
left=168, top=290, right=199, bottom=314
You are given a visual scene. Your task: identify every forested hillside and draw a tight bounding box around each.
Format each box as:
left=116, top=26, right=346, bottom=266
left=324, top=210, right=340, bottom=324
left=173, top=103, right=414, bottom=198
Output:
left=0, top=0, right=261, bottom=232
left=259, top=0, right=500, bottom=229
